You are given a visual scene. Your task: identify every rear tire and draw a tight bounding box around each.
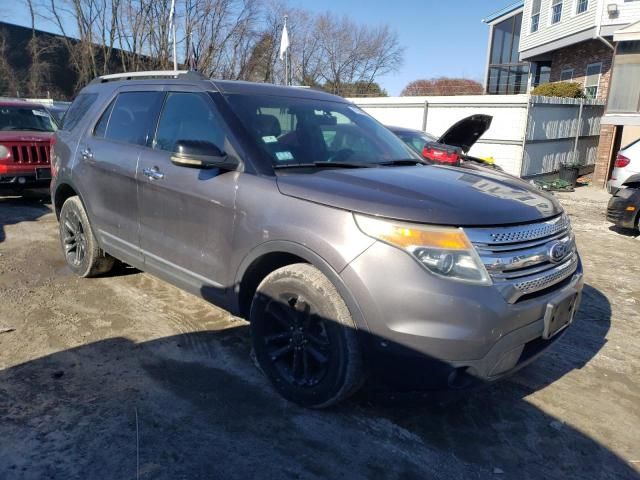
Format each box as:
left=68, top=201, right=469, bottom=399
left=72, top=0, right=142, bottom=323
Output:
left=250, top=263, right=363, bottom=408
left=59, top=196, right=114, bottom=277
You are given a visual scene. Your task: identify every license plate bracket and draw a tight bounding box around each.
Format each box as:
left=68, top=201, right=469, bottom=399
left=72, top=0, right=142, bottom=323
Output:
left=543, top=291, right=579, bottom=339
left=36, top=167, right=51, bottom=180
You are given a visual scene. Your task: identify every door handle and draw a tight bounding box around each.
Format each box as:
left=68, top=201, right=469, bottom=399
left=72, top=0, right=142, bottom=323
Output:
left=81, top=148, right=93, bottom=160
left=143, top=166, right=165, bottom=180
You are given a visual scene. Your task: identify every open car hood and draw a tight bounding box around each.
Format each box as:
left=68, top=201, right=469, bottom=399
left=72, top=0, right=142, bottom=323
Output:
left=437, top=114, right=492, bottom=153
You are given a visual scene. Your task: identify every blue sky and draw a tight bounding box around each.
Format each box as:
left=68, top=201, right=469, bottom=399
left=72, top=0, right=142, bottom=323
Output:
left=8, top=0, right=512, bottom=96
left=291, top=0, right=513, bottom=94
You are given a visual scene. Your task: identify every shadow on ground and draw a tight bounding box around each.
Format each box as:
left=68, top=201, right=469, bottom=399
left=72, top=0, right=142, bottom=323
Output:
left=0, top=189, right=51, bottom=243
left=0, top=280, right=635, bottom=479
left=609, top=225, right=639, bottom=238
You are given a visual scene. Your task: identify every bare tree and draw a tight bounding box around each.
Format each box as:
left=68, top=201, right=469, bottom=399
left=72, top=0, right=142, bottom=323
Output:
left=0, top=31, right=23, bottom=97
left=401, top=78, right=484, bottom=96
left=314, top=13, right=403, bottom=95
left=22, top=0, right=404, bottom=97
left=115, top=0, right=155, bottom=72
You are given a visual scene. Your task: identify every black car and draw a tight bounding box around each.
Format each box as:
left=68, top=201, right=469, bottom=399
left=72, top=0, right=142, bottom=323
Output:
left=607, top=174, right=640, bottom=232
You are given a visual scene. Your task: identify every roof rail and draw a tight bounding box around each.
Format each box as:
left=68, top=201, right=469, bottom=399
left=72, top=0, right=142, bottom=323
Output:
left=90, top=70, right=207, bottom=84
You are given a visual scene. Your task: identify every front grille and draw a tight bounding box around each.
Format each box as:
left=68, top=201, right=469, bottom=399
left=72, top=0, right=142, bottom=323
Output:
left=465, top=214, right=578, bottom=303
left=606, top=207, right=624, bottom=223
left=467, top=214, right=570, bottom=245
left=7, top=142, right=50, bottom=165
left=513, top=255, right=578, bottom=292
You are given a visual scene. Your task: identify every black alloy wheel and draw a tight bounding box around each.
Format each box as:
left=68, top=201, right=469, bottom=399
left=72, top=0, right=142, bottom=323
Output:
left=262, top=293, right=332, bottom=387
left=250, top=263, right=363, bottom=408
left=58, top=196, right=114, bottom=277
left=61, top=207, right=88, bottom=267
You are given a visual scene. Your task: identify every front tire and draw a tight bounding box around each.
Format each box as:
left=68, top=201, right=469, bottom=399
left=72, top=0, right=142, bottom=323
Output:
left=250, top=264, right=363, bottom=408
left=59, top=196, right=114, bottom=277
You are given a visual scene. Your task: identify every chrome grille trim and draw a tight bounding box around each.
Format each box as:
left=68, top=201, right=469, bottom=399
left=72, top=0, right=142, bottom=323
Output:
left=478, top=232, right=575, bottom=276
left=474, top=230, right=568, bottom=252
left=493, top=254, right=579, bottom=304
left=465, top=214, right=578, bottom=303
left=513, top=254, right=578, bottom=292
left=465, top=214, right=570, bottom=246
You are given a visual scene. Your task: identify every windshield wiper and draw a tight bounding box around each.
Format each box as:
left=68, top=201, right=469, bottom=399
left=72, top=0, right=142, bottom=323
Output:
left=274, top=161, right=377, bottom=170
left=378, top=158, right=429, bottom=166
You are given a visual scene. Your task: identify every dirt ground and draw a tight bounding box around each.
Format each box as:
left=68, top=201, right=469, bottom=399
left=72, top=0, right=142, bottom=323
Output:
left=0, top=186, right=638, bottom=480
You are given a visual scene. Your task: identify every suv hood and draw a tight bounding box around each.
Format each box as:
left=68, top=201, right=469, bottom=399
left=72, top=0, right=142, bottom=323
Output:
left=276, top=165, right=561, bottom=226
left=437, top=114, right=492, bottom=153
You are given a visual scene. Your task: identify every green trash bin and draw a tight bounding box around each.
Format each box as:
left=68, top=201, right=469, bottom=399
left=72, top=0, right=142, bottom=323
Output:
left=559, top=165, right=580, bottom=186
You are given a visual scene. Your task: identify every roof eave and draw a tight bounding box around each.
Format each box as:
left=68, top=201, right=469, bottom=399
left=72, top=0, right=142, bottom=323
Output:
left=483, top=1, right=524, bottom=24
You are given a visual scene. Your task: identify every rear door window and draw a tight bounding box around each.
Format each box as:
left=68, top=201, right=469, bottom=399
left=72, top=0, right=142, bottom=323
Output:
left=61, top=93, right=98, bottom=131
left=104, top=91, right=163, bottom=146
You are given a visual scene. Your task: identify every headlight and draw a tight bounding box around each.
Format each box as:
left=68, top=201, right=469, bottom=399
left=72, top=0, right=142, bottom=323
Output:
left=0, top=145, right=9, bottom=160
left=354, top=214, right=491, bottom=285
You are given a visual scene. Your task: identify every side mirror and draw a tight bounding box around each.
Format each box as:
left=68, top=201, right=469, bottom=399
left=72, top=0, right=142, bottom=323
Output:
left=170, top=139, right=239, bottom=170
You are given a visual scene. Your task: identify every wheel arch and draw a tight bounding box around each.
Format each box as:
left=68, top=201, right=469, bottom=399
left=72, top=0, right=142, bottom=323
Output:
left=53, top=182, right=79, bottom=220
left=233, top=241, right=367, bottom=332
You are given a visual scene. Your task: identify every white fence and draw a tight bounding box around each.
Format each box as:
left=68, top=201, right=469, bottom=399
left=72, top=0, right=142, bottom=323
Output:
left=349, top=95, right=605, bottom=177
left=522, top=96, right=604, bottom=177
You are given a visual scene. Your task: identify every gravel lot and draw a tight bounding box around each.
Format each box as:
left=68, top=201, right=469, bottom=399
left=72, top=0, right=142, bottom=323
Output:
left=0, top=187, right=638, bottom=480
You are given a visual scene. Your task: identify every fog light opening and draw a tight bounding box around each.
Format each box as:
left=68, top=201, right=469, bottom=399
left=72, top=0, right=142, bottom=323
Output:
left=18, top=177, right=26, bottom=185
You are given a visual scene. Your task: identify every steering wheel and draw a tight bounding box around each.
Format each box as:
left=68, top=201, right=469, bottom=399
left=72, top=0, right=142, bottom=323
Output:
left=327, top=148, right=355, bottom=163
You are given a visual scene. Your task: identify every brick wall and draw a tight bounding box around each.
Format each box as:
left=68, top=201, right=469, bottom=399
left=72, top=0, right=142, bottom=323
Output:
left=549, top=39, right=613, bottom=102
left=594, top=124, right=616, bottom=187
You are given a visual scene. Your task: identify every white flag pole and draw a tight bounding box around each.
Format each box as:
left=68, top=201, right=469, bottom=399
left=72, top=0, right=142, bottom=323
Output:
left=169, top=0, right=177, bottom=71
left=280, top=15, right=290, bottom=85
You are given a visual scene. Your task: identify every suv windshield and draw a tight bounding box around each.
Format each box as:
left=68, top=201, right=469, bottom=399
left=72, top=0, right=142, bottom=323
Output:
left=0, top=106, right=57, bottom=132
left=224, top=93, right=417, bottom=168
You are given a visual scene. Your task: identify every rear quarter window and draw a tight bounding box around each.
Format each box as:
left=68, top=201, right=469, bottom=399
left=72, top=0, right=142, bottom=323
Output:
left=103, top=91, right=163, bottom=146
left=61, top=93, right=98, bottom=131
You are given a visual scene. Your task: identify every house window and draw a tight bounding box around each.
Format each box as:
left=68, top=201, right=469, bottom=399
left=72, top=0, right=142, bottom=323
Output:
left=607, top=41, right=640, bottom=113
left=487, top=13, right=530, bottom=94
left=551, top=0, right=563, bottom=24
left=560, top=68, right=574, bottom=81
left=584, top=63, right=602, bottom=100
left=534, top=61, right=552, bottom=86
left=576, top=0, right=588, bottom=14
left=531, top=0, right=541, bottom=32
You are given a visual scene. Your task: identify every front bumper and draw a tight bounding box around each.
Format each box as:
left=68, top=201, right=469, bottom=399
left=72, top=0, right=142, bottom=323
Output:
left=341, top=241, right=584, bottom=390
left=0, top=168, right=51, bottom=189
left=607, top=189, right=639, bottom=230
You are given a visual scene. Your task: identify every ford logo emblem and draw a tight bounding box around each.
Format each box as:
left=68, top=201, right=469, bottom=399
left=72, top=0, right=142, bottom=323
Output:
left=549, top=242, right=568, bottom=263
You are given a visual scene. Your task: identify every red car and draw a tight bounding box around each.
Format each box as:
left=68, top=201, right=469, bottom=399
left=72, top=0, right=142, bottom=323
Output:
left=0, top=100, right=57, bottom=190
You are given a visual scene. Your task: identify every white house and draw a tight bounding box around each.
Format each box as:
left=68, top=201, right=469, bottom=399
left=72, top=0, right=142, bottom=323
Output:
left=484, top=0, right=640, bottom=186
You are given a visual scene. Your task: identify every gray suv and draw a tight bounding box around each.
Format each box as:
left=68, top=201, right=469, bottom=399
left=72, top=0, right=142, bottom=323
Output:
left=51, top=71, right=584, bottom=407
